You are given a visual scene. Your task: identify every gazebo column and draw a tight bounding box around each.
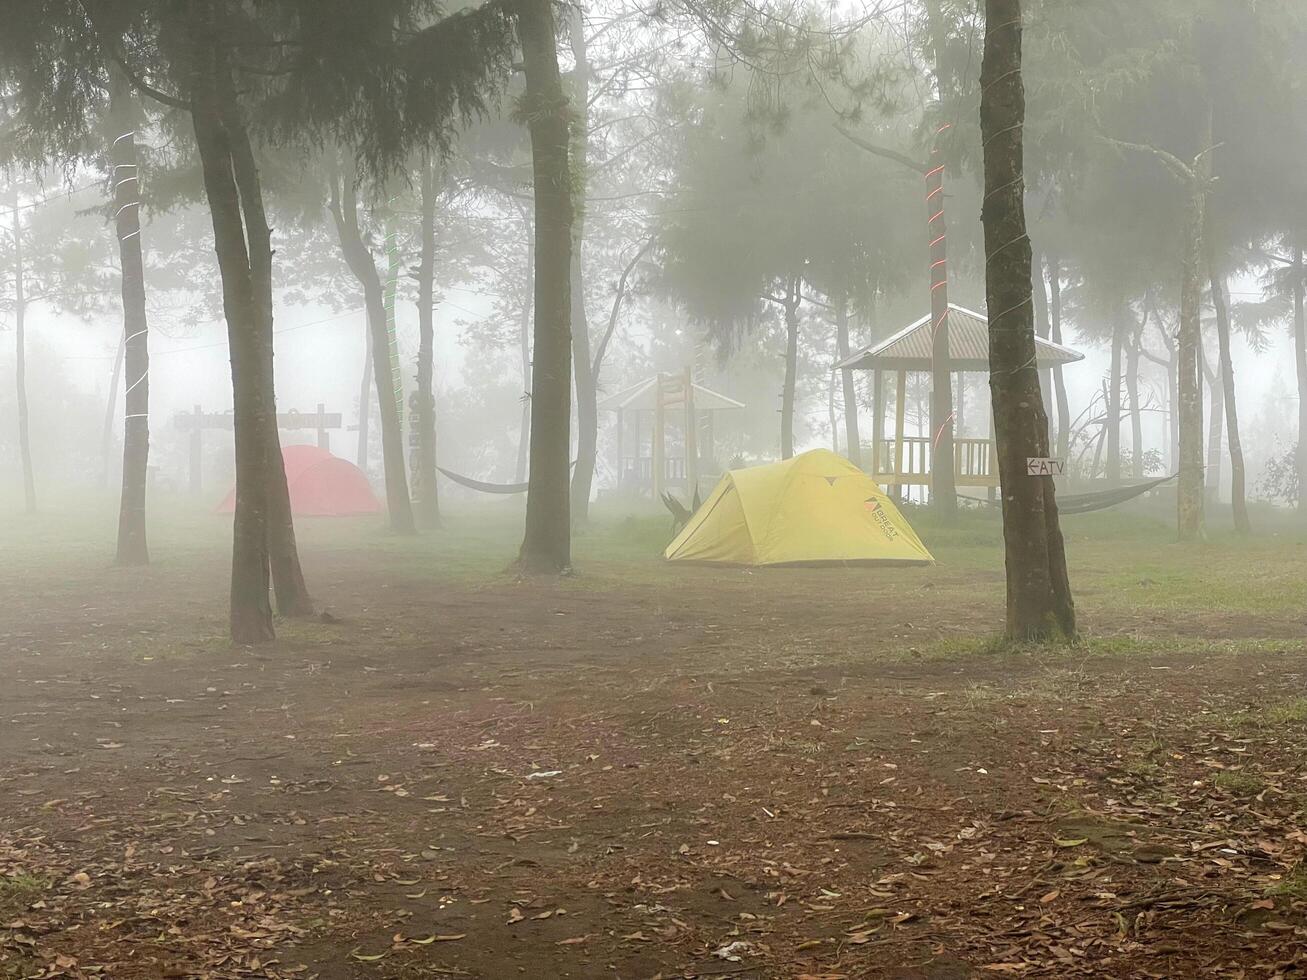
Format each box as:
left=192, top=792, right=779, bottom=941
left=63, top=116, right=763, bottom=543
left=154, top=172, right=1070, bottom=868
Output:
left=684, top=368, right=699, bottom=495
left=893, top=368, right=907, bottom=499
left=653, top=372, right=666, bottom=499
left=615, top=407, right=624, bottom=489
left=705, top=409, right=715, bottom=474
left=872, top=368, right=884, bottom=476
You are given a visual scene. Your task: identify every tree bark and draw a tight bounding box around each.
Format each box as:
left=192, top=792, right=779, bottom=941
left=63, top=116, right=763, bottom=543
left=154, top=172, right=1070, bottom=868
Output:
left=414, top=159, right=441, bottom=528
left=1294, top=244, right=1307, bottom=520
left=188, top=12, right=274, bottom=643
left=11, top=194, right=36, bottom=515
left=357, top=314, right=372, bottom=469
left=1176, top=109, right=1213, bottom=541
left=101, top=332, right=124, bottom=490
left=1030, top=244, right=1054, bottom=439
left=1126, top=330, right=1143, bottom=479
left=980, top=0, right=1075, bottom=640
left=1046, top=250, right=1070, bottom=460
left=219, top=74, right=313, bottom=614
left=781, top=277, right=800, bottom=459
left=328, top=163, right=416, bottom=535
left=567, top=6, right=597, bottom=524
left=1201, top=347, right=1222, bottom=506
left=836, top=293, right=862, bottom=467
left=926, top=126, right=957, bottom=518
left=515, top=221, right=534, bottom=484
left=1208, top=257, right=1249, bottom=532
left=109, top=71, right=150, bottom=565
left=516, top=0, right=574, bottom=573
left=1107, top=310, right=1123, bottom=483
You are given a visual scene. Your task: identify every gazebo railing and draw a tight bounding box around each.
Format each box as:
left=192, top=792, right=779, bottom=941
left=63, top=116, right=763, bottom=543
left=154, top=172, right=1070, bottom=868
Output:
left=871, top=436, right=997, bottom=487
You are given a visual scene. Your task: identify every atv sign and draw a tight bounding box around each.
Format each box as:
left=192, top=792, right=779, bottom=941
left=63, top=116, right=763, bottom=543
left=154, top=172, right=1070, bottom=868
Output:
left=1026, top=457, right=1066, bottom=477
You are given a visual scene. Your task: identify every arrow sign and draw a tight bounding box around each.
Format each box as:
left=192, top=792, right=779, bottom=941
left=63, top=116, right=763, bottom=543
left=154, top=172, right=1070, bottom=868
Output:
left=1026, top=457, right=1066, bottom=477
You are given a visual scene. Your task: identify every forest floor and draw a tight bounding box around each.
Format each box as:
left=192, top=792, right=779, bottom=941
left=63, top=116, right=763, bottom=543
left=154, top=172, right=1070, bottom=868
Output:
left=3, top=495, right=1307, bottom=979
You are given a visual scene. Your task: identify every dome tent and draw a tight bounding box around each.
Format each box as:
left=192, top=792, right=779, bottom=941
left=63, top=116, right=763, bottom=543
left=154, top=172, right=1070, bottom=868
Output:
left=664, top=449, right=933, bottom=566
left=216, top=444, right=381, bottom=517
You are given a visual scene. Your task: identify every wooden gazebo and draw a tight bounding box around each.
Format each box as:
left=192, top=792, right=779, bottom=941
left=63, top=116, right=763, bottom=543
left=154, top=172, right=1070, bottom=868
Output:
left=835, top=304, right=1083, bottom=490
left=599, top=370, right=745, bottom=497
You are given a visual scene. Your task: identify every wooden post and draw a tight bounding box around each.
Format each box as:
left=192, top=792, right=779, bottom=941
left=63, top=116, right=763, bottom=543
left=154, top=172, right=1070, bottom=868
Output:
left=316, top=402, right=330, bottom=451
left=684, top=367, right=698, bottom=497
left=190, top=404, right=203, bottom=494
left=615, top=406, right=624, bottom=489
left=705, top=408, right=715, bottom=476
left=893, top=370, right=907, bottom=498
left=653, top=372, right=666, bottom=499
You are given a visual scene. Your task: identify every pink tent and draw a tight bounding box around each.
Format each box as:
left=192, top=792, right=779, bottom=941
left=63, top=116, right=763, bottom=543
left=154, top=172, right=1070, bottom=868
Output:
left=216, top=444, right=382, bottom=517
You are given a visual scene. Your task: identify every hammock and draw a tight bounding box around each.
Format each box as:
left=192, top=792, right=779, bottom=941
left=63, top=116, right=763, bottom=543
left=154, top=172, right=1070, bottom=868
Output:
left=436, top=460, right=578, bottom=495
left=1055, top=473, right=1176, bottom=515
left=437, top=467, right=529, bottom=494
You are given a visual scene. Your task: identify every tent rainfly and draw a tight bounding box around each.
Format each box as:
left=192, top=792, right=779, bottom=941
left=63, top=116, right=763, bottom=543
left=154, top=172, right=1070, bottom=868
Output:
left=664, top=449, right=934, bottom=566
left=216, top=444, right=381, bottom=517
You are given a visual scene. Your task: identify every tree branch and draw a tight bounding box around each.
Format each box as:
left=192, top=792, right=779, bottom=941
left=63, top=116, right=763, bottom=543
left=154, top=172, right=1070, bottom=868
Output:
left=834, top=126, right=927, bottom=175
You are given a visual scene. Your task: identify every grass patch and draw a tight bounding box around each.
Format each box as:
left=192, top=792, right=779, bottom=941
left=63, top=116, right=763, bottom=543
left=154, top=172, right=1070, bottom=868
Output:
left=1212, top=770, right=1265, bottom=796
left=1230, top=697, right=1307, bottom=730
left=0, top=873, right=48, bottom=918
left=1267, top=865, right=1307, bottom=900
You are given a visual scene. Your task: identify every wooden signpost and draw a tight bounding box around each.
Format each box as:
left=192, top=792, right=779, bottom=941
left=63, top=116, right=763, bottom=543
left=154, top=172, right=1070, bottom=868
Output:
left=175, top=403, right=342, bottom=492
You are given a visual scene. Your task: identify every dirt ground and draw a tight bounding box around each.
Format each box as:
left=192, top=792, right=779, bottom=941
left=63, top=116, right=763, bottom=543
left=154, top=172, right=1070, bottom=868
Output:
left=4, top=511, right=1307, bottom=979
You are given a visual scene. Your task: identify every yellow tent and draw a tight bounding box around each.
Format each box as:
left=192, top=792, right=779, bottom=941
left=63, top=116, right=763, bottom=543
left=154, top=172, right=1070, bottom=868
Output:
left=664, top=449, right=934, bottom=566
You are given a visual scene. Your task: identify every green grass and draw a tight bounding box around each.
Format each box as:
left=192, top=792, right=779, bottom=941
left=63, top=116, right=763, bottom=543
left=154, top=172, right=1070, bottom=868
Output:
left=1212, top=770, right=1266, bottom=796
left=4, top=488, right=1307, bottom=669
left=1267, top=865, right=1307, bottom=900
left=0, top=874, right=48, bottom=919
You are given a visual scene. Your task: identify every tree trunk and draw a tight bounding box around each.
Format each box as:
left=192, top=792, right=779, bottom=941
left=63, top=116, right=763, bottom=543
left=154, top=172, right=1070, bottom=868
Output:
left=781, top=277, right=800, bottom=459
left=1031, top=245, right=1054, bottom=439
left=220, top=78, right=313, bottom=614
left=109, top=72, right=151, bottom=565
left=414, top=159, right=441, bottom=528
left=516, top=0, right=574, bottom=573
left=1208, top=255, right=1249, bottom=533
left=1202, top=349, right=1222, bottom=507
left=188, top=17, right=274, bottom=643
left=516, top=227, right=534, bottom=484
left=836, top=294, right=862, bottom=467
left=568, top=7, right=597, bottom=524
left=12, top=196, right=36, bottom=515
left=1126, top=331, right=1143, bottom=479
left=1294, top=244, right=1307, bottom=520
left=1107, top=310, right=1123, bottom=483
left=926, top=126, right=957, bottom=518
left=328, top=164, right=416, bottom=535
left=357, top=314, right=372, bottom=469
left=101, top=332, right=124, bottom=490
left=1046, top=250, right=1070, bottom=460
left=980, top=0, right=1075, bottom=640
left=1176, top=110, right=1212, bottom=541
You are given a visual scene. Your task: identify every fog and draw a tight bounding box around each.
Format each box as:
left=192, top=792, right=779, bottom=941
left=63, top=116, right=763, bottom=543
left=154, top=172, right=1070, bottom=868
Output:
left=4, top=1, right=1307, bottom=975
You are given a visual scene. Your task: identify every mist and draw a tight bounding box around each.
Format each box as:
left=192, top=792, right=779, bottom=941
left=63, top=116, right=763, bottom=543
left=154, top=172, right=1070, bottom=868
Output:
left=2, top=1, right=1306, bottom=976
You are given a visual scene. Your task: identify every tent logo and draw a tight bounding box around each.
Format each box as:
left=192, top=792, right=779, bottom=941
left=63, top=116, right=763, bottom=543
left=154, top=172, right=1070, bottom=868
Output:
left=864, top=498, right=899, bottom=540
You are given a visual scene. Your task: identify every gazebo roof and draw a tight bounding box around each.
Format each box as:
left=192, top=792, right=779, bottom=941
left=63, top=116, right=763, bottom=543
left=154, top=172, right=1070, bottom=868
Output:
left=834, top=304, right=1084, bottom=372
left=598, top=376, right=745, bottom=412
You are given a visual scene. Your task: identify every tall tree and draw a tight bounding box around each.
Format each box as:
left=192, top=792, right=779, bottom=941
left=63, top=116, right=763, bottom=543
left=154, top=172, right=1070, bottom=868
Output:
left=107, top=71, right=150, bottom=563
left=413, top=158, right=441, bottom=528
left=327, top=160, right=417, bottom=535
left=8, top=190, right=36, bottom=514
left=515, top=0, right=574, bottom=573
left=1208, top=254, right=1250, bottom=533
left=980, top=0, right=1075, bottom=639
